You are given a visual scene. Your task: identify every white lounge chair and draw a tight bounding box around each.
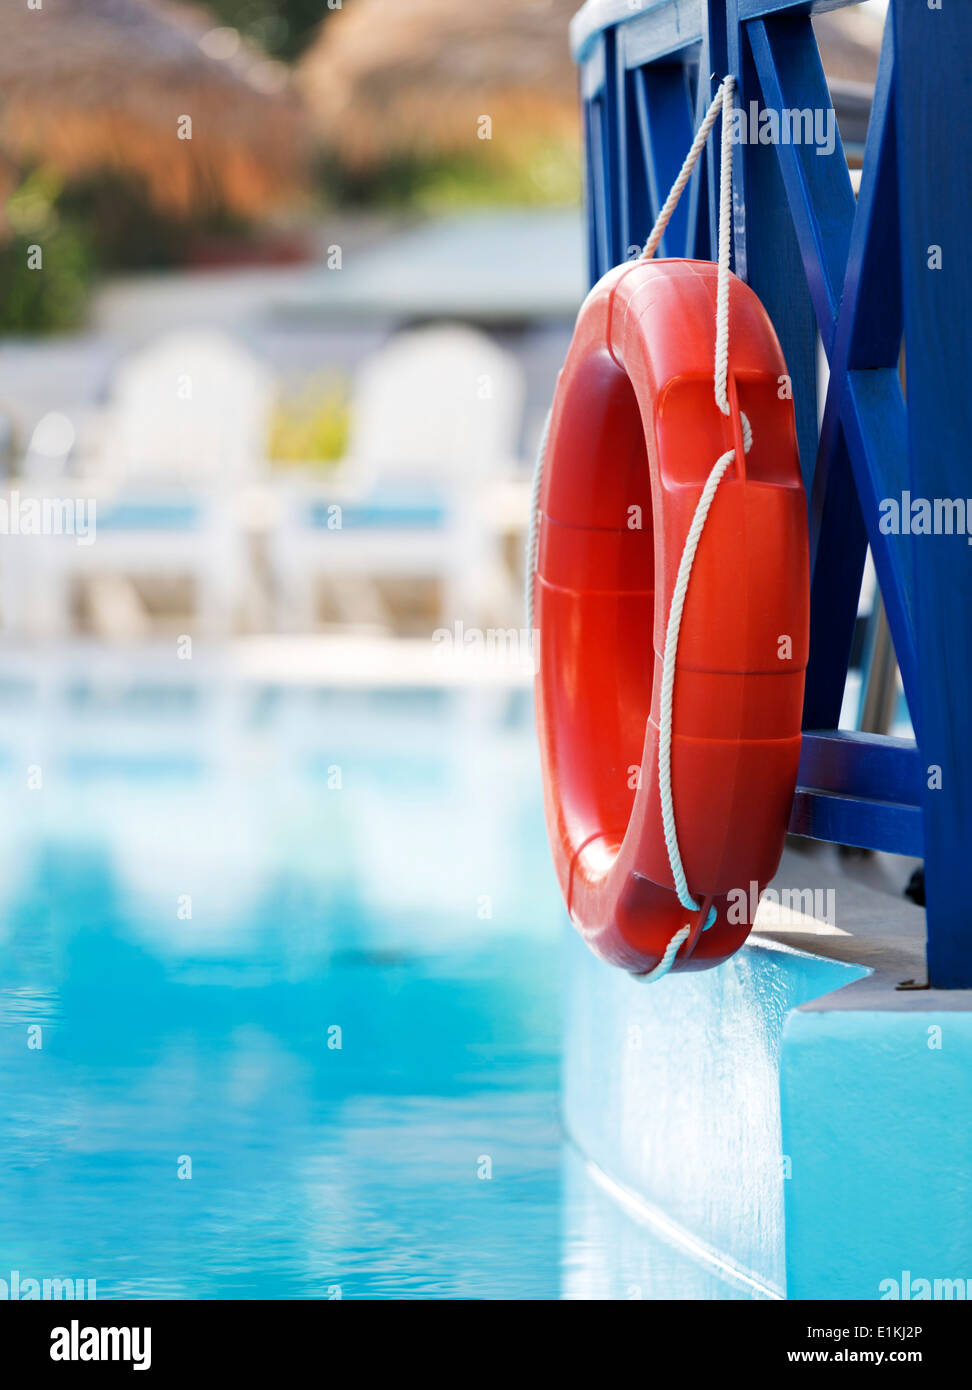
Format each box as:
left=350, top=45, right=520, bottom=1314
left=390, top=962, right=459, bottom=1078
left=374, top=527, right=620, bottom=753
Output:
left=269, top=323, right=525, bottom=632
left=1, top=331, right=272, bottom=639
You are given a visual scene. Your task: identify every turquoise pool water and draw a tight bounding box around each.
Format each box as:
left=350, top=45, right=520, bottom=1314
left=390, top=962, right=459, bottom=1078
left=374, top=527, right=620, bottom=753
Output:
left=0, top=678, right=564, bottom=1299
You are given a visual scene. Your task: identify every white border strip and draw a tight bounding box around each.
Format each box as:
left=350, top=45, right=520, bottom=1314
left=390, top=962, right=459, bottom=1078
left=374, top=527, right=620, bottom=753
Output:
left=579, top=1151, right=785, bottom=1300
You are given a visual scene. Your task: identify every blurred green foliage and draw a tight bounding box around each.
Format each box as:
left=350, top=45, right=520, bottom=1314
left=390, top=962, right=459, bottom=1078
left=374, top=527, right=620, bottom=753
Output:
left=60, top=173, right=247, bottom=271
left=0, top=166, right=252, bottom=333
left=319, top=135, right=582, bottom=212
left=267, top=374, right=350, bottom=467
left=0, top=170, right=92, bottom=334
left=203, top=0, right=333, bottom=61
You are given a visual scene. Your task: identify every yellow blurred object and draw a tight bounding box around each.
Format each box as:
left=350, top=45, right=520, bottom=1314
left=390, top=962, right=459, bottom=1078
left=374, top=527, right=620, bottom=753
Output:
left=267, top=376, right=350, bottom=469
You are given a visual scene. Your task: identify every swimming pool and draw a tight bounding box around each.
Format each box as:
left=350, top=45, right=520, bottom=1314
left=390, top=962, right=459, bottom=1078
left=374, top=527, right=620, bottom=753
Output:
left=0, top=676, right=565, bottom=1299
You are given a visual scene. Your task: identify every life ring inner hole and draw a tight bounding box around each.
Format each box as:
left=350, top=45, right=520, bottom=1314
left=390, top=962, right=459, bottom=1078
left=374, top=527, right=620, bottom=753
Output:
left=538, top=352, right=656, bottom=866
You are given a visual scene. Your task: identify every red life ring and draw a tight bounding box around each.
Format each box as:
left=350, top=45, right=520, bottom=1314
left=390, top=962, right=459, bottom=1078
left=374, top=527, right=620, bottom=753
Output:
left=533, top=258, right=809, bottom=975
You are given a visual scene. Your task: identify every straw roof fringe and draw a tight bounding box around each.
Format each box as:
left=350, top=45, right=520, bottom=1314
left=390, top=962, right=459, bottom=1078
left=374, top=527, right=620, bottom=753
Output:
left=0, top=0, right=307, bottom=217
left=299, top=0, right=580, bottom=168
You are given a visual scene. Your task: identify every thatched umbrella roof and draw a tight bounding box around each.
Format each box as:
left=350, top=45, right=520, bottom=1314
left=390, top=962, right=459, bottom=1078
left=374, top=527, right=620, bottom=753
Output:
left=0, top=0, right=307, bottom=218
left=299, top=0, right=579, bottom=169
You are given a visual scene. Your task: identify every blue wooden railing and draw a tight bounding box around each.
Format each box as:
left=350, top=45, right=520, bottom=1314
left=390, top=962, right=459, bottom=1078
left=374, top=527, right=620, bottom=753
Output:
left=571, top=0, right=972, bottom=987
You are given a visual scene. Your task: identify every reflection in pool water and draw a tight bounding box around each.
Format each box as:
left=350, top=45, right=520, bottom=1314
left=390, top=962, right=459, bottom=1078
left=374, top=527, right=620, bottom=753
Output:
left=0, top=679, right=564, bottom=1299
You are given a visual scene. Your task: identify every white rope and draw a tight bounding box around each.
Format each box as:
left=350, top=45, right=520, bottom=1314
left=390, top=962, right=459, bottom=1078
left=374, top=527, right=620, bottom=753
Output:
left=527, top=76, right=750, bottom=982
left=656, top=445, right=737, bottom=910
left=645, top=74, right=752, bottom=980
left=525, top=407, right=551, bottom=634
left=714, top=76, right=735, bottom=417
left=638, top=924, right=691, bottom=984
left=525, top=86, right=732, bottom=633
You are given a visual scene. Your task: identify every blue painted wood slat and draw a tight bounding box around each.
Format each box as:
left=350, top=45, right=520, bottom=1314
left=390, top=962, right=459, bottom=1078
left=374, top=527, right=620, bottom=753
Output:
left=893, top=0, right=972, bottom=986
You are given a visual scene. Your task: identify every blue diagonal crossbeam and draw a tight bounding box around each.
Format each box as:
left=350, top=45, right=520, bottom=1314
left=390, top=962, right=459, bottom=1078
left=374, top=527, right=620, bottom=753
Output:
left=747, top=13, right=918, bottom=730
left=746, top=18, right=856, bottom=356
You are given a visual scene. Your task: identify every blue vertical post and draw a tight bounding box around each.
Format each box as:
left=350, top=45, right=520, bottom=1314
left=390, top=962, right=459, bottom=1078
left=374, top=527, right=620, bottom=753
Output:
left=894, top=0, right=972, bottom=988
left=699, top=1, right=730, bottom=260
left=601, top=27, right=624, bottom=269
